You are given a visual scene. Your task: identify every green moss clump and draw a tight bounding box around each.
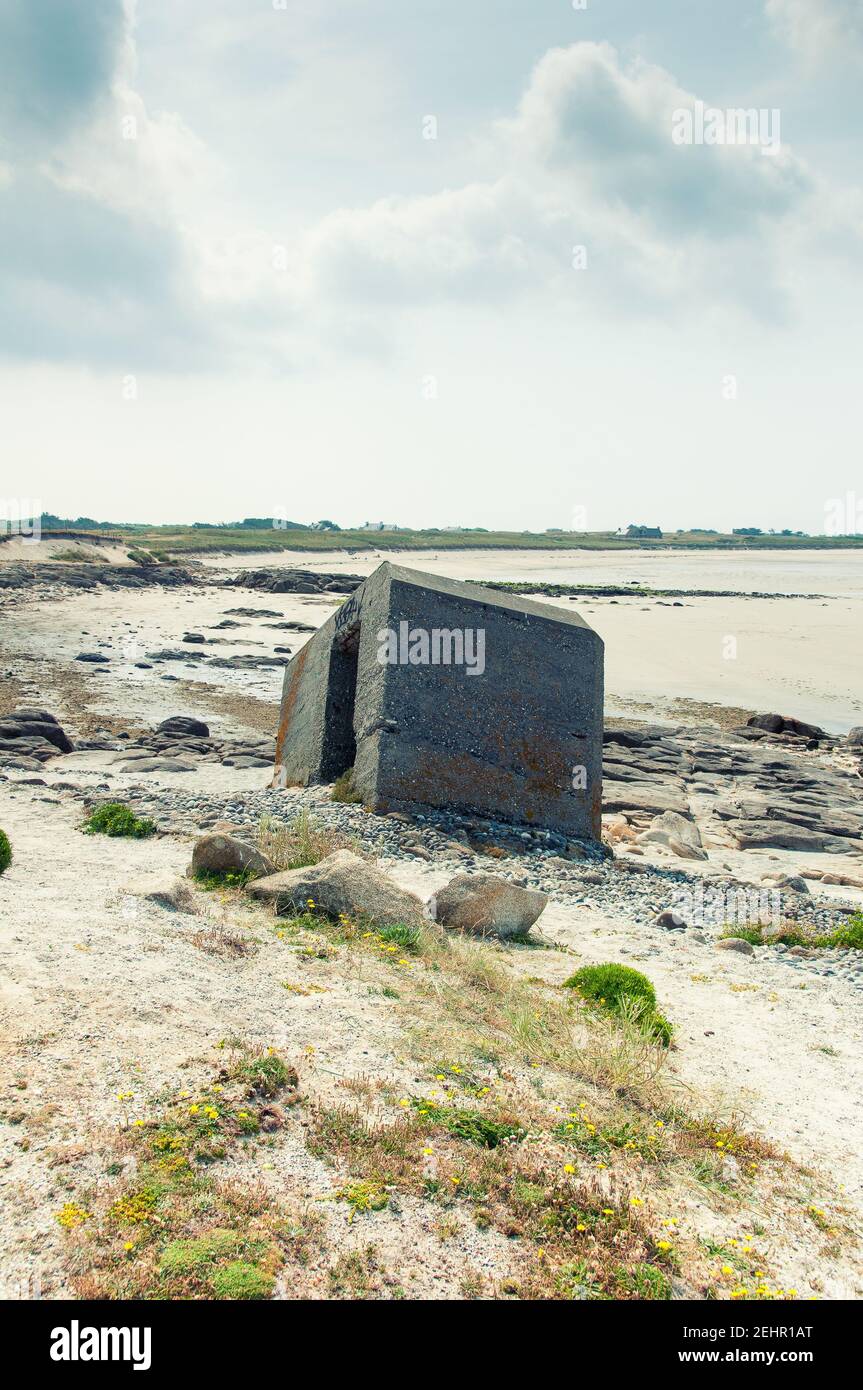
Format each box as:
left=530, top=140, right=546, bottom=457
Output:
left=565, top=962, right=656, bottom=1010
left=564, top=963, right=672, bottom=1047
left=236, top=1050, right=296, bottom=1098
left=82, top=802, right=156, bottom=838
left=211, top=1260, right=274, bottom=1300
left=0, top=829, right=11, bottom=875
left=159, top=1229, right=241, bottom=1276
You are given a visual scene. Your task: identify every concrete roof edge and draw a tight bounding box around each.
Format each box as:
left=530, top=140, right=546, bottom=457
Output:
left=369, top=561, right=599, bottom=635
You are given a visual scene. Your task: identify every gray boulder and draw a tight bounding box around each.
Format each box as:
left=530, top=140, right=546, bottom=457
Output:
left=0, top=752, right=44, bottom=770
left=191, top=833, right=275, bottom=879
left=846, top=727, right=863, bottom=747
left=747, top=713, right=825, bottom=739
left=430, top=872, right=548, bottom=940
left=118, top=757, right=197, bottom=773
left=639, top=810, right=707, bottom=859
left=760, top=872, right=810, bottom=894
left=247, top=849, right=426, bottom=926
left=0, top=709, right=74, bottom=754
left=0, top=735, right=64, bottom=762
left=156, top=715, right=210, bottom=738
left=716, top=937, right=755, bottom=956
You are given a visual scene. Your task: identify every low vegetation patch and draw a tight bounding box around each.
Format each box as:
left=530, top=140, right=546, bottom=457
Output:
left=257, top=810, right=357, bottom=871
left=331, top=768, right=363, bottom=804
left=0, top=828, right=11, bottom=875
left=305, top=1100, right=673, bottom=1299
left=826, top=915, right=863, bottom=950
left=82, top=802, right=156, bottom=839
left=193, top=867, right=255, bottom=891
left=55, top=1043, right=312, bottom=1299
left=53, top=546, right=99, bottom=563
left=564, top=963, right=673, bottom=1046
left=410, top=1098, right=526, bottom=1149
left=720, top=914, right=863, bottom=951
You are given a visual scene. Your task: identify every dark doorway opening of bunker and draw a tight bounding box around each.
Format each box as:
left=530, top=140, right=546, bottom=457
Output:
left=321, top=624, right=359, bottom=780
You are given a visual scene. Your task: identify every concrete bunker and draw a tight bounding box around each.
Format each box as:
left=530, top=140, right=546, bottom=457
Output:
left=273, top=562, right=604, bottom=840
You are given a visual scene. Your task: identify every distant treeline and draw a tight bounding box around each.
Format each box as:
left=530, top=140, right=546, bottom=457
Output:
left=10, top=515, right=862, bottom=557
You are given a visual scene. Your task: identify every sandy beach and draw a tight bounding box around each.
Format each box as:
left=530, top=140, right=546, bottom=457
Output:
left=2, top=544, right=860, bottom=734
left=1, top=543, right=862, bottom=1302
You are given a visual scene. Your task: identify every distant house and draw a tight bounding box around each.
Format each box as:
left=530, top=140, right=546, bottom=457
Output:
left=625, top=524, right=663, bottom=539
left=359, top=522, right=400, bottom=531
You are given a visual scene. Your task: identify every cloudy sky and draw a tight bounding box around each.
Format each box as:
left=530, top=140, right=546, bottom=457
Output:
left=1, top=0, right=861, bottom=532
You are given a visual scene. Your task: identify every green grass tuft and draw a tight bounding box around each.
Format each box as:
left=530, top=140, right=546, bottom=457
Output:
left=375, top=922, right=422, bottom=953
left=233, top=1049, right=296, bottom=1098
left=193, top=867, right=254, bottom=890
left=411, top=1099, right=525, bottom=1148
left=0, top=828, right=11, bottom=875
left=159, top=1229, right=242, bottom=1276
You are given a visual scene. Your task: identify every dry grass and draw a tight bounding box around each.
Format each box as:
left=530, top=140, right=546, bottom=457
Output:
left=188, top=923, right=255, bottom=959
left=256, top=810, right=360, bottom=871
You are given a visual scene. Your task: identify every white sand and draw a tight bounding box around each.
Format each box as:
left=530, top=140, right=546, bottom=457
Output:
left=3, top=550, right=861, bottom=734
left=1, top=795, right=861, bottom=1298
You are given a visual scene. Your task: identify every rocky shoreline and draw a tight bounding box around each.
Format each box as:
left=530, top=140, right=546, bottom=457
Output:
left=0, top=561, right=363, bottom=597
left=2, top=701, right=861, bottom=992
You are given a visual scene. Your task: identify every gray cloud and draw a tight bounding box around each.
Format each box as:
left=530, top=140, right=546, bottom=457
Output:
left=0, top=0, right=127, bottom=151
left=0, top=172, right=214, bottom=367
left=505, top=43, right=810, bottom=235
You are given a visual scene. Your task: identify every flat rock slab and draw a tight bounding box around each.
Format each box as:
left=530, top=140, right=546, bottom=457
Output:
left=117, top=758, right=198, bottom=773
left=122, top=878, right=197, bottom=912
left=248, top=849, right=427, bottom=927
left=716, top=938, right=755, bottom=956
left=602, top=780, right=689, bottom=816
left=726, top=819, right=861, bottom=854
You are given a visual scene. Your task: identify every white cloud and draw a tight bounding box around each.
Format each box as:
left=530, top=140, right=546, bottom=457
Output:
left=0, top=7, right=855, bottom=369
left=766, top=0, right=863, bottom=61
left=288, top=42, right=812, bottom=326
